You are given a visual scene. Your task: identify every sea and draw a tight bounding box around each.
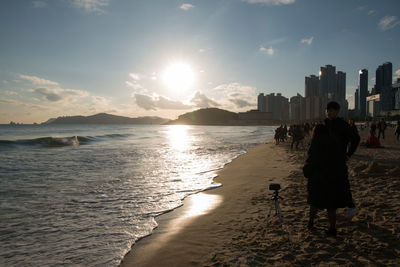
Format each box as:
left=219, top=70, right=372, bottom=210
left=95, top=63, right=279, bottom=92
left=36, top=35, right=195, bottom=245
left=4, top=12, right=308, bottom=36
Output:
left=0, top=124, right=275, bottom=266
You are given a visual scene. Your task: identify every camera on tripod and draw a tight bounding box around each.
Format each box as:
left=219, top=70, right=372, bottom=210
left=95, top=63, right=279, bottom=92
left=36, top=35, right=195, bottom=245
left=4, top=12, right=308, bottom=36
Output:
left=265, top=182, right=292, bottom=244
left=269, top=183, right=281, bottom=191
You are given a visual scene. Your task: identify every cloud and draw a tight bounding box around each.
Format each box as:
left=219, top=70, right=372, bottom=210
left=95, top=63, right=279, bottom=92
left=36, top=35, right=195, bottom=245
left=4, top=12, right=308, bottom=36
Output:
left=180, top=3, right=195, bottom=10
left=70, top=0, right=111, bottom=13
left=259, top=45, right=274, bottom=55
left=91, top=95, right=109, bottom=106
left=212, top=83, right=257, bottom=109
left=301, top=36, right=314, bottom=45
left=134, top=94, right=191, bottom=110
left=32, top=1, right=47, bottom=8
left=241, top=0, right=295, bottom=5
left=129, top=73, right=141, bottom=81
left=199, top=48, right=213, bottom=53
left=190, top=92, right=220, bottom=108
left=378, top=16, right=400, bottom=31
left=4, top=91, right=18, bottom=96
left=394, top=69, right=400, bottom=81
left=86, top=95, right=112, bottom=113
left=31, top=87, right=88, bottom=102
left=125, top=73, right=147, bottom=94
left=229, top=98, right=253, bottom=108
left=19, top=74, right=59, bottom=86
left=0, top=98, right=48, bottom=110
left=368, top=10, right=376, bottom=15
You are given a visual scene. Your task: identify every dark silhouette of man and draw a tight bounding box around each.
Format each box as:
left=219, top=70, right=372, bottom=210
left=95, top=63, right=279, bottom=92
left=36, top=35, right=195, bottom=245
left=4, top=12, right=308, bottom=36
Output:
left=304, top=101, right=360, bottom=237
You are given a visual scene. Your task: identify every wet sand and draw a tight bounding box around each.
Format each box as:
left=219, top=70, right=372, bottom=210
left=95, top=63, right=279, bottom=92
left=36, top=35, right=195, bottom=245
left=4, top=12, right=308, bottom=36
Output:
left=121, top=127, right=400, bottom=266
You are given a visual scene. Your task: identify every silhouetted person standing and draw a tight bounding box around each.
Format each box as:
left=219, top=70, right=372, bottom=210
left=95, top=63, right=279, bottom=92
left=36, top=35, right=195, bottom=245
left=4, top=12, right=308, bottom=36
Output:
left=304, top=101, right=360, bottom=237
left=377, top=118, right=387, bottom=140
left=370, top=121, right=377, bottom=137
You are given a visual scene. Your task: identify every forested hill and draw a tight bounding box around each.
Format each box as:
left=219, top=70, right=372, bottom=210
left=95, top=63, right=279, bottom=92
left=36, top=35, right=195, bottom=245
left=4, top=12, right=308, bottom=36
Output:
left=166, top=108, right=239, bottom=125
left=45, top=113, right=170, bottom=125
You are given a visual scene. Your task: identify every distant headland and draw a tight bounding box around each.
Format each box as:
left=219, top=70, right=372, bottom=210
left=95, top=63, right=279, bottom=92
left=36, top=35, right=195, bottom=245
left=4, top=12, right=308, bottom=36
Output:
left=41, top=113, right=169, bottom=125
left=6, top=108, right=279, bottom=126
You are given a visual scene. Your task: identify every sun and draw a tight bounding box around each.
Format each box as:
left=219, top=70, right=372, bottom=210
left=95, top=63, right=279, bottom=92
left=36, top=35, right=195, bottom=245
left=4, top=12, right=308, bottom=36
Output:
left=163, top=62, right=195, bottom=92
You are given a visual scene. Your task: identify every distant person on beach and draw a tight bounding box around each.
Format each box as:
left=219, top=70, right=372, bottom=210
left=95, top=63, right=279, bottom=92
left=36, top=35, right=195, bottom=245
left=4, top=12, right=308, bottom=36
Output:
left=364, top=131, right=382, bottom=148
left=370, top=121, right=377, bottom=137
left=290, top=125, right=304, bottom=150
left=274, top=125, right=283, bottom=144
left=283, top=124, right=288, bottom=141
left=303, top=101, right=360, bottom=237
left=377, top=118, right=387, bottom=140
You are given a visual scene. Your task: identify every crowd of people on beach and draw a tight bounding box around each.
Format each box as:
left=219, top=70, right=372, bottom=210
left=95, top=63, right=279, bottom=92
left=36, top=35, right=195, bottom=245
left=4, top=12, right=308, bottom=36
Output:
left=274, top=122, right=314, bottom=149
left=276, top=116, right=400, bottom=150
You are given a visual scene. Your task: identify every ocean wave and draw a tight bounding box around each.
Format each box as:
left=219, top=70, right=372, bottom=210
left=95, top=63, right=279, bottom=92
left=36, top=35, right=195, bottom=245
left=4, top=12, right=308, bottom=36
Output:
left=0, top=133, right=136, bottom=149
left=0, top=136, right=91, bottom=148
left=95, top=133, right=134, bottom=139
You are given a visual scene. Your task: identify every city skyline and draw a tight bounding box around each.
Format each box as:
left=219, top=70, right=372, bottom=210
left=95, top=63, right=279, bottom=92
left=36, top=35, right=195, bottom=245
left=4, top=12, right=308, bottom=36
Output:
left=1, top=0, right=400, bottom=123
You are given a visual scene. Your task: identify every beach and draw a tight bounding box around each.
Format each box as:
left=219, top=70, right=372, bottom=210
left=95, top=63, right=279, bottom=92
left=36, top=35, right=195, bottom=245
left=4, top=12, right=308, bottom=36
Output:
left=121, top=127, right=400, bottom=266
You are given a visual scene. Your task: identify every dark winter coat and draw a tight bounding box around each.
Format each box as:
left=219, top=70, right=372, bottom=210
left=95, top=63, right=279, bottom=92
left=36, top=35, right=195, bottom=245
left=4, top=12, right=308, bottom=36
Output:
left=304, top=117, right=360, bottom=209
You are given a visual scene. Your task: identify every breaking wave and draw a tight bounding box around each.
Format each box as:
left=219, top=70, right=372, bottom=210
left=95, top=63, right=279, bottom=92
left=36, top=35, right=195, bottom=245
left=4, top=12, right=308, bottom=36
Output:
left=0, top=136, right=89, bottom=148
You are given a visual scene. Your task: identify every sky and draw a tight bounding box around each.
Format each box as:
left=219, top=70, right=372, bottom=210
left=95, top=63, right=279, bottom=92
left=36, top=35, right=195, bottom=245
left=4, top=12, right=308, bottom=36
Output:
left=1, top=0, right=400, bottom=124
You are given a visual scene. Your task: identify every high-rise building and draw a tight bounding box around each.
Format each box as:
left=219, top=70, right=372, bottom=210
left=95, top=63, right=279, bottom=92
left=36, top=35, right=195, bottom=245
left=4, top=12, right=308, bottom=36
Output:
left=289, top=93, right=306, bottom=122
left=305, top=96, right=322, bottom=121
left=305, top=75, right=319, bottom=97
left=257, top=93, right=265, bottom=112
left=375, top=62, right=392, bottom=93
left=375, top=62, right=393, bottom=111
left=317, top=65, right=347, bottom=117
left=354, top=87, right=359, bottom=112
left=336, top=71, right=346, bottom=100
left=275, top=93, right=289, bottom=121
left=257, top=93, right=289, bottom=121
left=319, top=65, right=337, bottom=100
left=393, top=78, right=400, bottom=110
left=375, top=65, right=383, bottom=94
left=358, top=69, right=368, bottom=118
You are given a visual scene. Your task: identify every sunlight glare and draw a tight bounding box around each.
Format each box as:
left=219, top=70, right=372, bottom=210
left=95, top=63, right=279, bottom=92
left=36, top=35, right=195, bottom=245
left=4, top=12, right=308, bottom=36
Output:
left=184, top=193, right=222, bottom=217
left=167, top=125, right=191, bottom=151
left=163, top=62, right=195, bottom=92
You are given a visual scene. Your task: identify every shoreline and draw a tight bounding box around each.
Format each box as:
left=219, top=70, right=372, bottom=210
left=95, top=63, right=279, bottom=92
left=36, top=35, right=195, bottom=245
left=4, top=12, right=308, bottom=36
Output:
left=119, top=141, right=269, bottom=265
left=120, top=127, right=400, bottom=266
left=120, top=138, right=297, bottom=266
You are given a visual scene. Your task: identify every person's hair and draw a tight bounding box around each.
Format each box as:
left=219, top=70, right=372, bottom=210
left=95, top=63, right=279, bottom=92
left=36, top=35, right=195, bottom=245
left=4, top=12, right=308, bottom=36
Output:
left=326, top=101, right=340, bottom=110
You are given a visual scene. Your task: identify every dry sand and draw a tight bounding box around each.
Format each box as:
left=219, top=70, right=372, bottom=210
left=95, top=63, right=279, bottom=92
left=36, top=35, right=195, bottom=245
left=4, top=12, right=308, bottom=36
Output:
left=121, top=126, right=400, bottom=266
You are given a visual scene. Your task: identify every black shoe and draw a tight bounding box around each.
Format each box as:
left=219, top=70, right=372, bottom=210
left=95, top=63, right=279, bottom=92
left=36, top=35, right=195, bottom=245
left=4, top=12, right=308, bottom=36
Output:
left=325, top=228, right=337, bottom=237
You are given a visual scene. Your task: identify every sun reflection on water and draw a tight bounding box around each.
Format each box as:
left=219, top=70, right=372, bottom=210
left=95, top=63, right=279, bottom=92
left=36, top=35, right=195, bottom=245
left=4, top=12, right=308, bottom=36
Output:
left=166, top=125, right=192, bottom=151
left=184, top=192, right=222, bottom=218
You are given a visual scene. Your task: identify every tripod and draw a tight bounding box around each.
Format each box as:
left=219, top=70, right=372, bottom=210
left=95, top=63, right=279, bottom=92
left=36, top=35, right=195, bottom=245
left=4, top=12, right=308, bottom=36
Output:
left=266, top=189, right=292, bottom=244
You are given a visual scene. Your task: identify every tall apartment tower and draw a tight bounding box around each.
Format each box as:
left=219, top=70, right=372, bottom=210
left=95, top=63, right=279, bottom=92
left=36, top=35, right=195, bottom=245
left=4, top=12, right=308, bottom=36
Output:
left=375, top=62, right=392, bottom=93
left=319, top=65, right=337, bottom=99
left=358, top=69, right=368, bottom=118
left=375, top=62, right=393, bottom=111
left=336, top=71, right=346, bottom=102
left=257, top=93, right=266, bottom=112
left=305, top=75, right=319, bottom=97
left=355, top=87, right=359, bottom=112
left=257, top=93, right=289, bottom=121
